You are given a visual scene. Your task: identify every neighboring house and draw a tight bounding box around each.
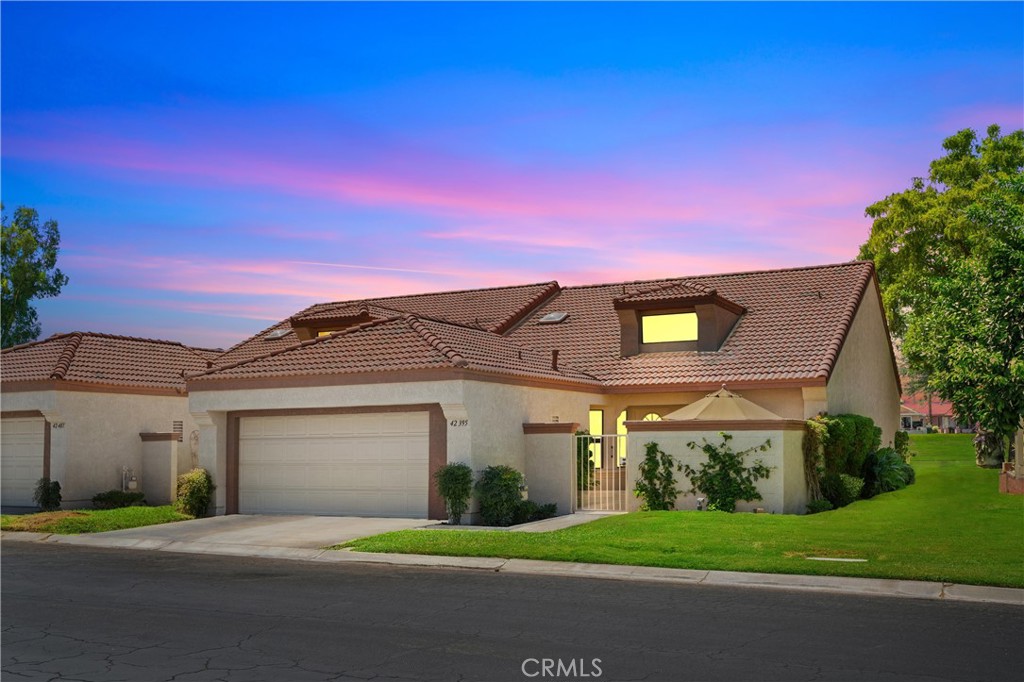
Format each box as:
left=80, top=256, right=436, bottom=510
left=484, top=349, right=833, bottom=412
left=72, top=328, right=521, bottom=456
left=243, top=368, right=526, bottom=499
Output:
left=900, top=392, right=966, bottom=433
left=0, top=333, right=219, bottom=508
left=187, top=260, right=901, bottom=518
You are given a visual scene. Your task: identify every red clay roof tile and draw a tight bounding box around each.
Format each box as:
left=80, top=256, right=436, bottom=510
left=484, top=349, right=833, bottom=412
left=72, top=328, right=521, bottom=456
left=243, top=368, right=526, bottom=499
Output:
left=1, top=332, right=214, bottom=391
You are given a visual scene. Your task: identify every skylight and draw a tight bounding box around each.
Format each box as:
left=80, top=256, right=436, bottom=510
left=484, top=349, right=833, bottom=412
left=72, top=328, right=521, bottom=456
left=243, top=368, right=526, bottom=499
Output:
left=538, top=311, right=569, bottom=325
left=264, top=328, right=293, bottom=340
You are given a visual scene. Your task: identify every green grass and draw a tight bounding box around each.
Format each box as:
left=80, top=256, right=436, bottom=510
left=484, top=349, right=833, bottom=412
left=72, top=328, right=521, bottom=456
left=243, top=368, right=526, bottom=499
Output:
left=343, top=434, right=1024, bottom=588
left=1, top=505, right=191, bottom=534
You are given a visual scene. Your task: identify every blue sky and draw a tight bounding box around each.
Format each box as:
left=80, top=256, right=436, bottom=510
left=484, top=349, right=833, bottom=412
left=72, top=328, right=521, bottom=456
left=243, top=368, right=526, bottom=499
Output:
left=2, top=1, right=1021, bottom=349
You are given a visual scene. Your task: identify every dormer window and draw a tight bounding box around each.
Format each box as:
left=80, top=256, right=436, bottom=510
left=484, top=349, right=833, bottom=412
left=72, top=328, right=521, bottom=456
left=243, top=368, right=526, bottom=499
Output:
left=641, top=312, right=698, bottom=344
left=613, top=282, right=745, bottom=357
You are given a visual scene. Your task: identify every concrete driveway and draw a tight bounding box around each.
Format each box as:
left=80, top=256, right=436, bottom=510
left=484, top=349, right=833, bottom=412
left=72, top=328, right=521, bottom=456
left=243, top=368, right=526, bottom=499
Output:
left=70, top=515, right=432, bottom=549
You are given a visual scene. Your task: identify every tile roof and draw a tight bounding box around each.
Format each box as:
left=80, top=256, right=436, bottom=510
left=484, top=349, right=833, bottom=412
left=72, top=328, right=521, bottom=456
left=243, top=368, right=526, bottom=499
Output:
left=1, top=332, right=214, bottom=392
left=196, top=261, right=889, bottom=391
left=214, top=281, right=560, bottom=366
left=506, top=261, right=876, bottom=386
left=189, top=315, right=597, bottom=385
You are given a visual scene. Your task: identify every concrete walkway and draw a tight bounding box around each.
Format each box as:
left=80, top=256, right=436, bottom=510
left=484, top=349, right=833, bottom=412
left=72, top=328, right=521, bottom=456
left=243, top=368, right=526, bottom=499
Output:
left=3, top=516, right=1021, bottom=607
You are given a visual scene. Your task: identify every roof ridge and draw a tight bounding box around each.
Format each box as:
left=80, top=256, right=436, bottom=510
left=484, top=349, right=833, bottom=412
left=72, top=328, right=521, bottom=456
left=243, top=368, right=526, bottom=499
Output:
left=188, top=315, right=405, bottom=380
left=49, top=332, right=83, bottom=380
left=614, top=279, right=716, bottom=302
left=814, top=262, right=875, bottom=379
left=490, top=281, right=561, bottom=334
left=413, top=316, right=599, bottom=381
left=403, top=315, right=470, bottom=368
left=303, top=280, right=561, bottom=312
left=561, top=260, right=873, bottom=291
left=0, top=332, right=77, bottom=354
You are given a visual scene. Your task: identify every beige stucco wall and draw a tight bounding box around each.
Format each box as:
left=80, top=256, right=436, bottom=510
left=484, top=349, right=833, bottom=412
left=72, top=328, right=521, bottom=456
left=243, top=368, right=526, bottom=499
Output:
left=524, top=431, right=575, bottom=515
left=141, top=439, right=178, bottom=505
left=625, top=428, right=804, bottom=514
left=1, top=389, right=196, bottom=507
left=826, top=279, right=901, bottom=446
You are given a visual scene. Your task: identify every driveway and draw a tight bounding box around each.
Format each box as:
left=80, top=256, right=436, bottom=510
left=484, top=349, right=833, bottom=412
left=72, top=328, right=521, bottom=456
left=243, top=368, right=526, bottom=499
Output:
left=67, top=514, right=432, bottom=549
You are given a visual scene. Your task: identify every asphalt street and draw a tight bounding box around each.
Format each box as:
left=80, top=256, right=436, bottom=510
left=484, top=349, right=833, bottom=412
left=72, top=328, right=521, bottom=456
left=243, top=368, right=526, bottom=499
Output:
left=2, top=543, right=1021, bottom=682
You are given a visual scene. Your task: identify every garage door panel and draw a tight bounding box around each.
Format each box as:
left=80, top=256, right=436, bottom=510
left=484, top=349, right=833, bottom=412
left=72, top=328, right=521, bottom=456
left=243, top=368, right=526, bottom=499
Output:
left=239, top=412, right=429, bottom=517
left=1, top=417, right=46, bottom=507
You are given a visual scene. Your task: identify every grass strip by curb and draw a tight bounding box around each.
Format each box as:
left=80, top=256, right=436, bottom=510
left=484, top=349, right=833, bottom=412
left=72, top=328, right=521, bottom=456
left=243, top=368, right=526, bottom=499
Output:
left=1, top=505, right=191, bottom=534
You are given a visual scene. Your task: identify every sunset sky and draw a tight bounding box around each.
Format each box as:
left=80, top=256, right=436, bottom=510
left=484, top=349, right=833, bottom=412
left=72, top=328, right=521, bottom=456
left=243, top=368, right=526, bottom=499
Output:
left=2, top=2, right=1021, bottom=349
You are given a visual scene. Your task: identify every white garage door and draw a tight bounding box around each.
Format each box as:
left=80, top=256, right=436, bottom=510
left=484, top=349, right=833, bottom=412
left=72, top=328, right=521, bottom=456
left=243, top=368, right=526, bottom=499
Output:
left=239, top=412, right=430, bottom=517
left=1, top=417, right=45, bottom=507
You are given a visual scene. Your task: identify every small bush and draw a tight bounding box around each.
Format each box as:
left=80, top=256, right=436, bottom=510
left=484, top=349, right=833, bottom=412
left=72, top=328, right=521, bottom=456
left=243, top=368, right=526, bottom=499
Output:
left=681, top=433, right=773, bottom=513
left=806, top=498, right=834, bottom=514
left=927, top=424, right=940, bottom=434
left=863, top=448, right=915, bottom=498
left=92, top=490, right=146, bottom=510
left=434, top=462, right=474, bottom=524
left=894, top=430, right=911, bottom=461
left=813, top=414, right=881, bottom=477
left=33, top=478, right=61, bottom=511
left=513, top=500, right=558, bottom=525
left=476, top=465, right=525, bottom=527
left=175, top=468, right=214, bottom=518
left=634, top=441, right=681, bottom=511
left=821, top=472, right=864, bottom=508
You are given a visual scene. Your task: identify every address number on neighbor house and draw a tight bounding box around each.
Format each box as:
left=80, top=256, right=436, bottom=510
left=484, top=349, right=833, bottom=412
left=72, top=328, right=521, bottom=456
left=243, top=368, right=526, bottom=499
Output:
left=449, top=419, right=469, bottom=427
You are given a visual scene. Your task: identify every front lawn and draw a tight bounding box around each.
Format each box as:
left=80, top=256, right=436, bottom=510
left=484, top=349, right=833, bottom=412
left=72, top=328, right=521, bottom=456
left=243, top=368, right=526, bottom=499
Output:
left=343, top=434, right=1024, bottom=588
left=1, top=505, right=190, bottom=534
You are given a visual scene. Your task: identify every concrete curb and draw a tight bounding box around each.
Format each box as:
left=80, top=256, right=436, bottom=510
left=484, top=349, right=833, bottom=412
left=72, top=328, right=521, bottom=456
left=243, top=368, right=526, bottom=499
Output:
left=5, top=532, right=1022, bottom=606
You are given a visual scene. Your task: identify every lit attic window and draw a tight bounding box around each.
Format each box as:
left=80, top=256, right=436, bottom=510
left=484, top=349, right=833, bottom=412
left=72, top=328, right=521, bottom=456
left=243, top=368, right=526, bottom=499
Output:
left=641, top=312, right=698, bottom=343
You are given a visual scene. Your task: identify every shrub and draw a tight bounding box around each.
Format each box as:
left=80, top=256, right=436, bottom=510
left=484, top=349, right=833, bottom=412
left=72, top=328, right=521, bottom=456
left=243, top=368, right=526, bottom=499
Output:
left=33, top=478, right=61, bottom=511
left=927, top=424, right=940, bottom=434
left=863, top=448, right=915, bottom=498
left=175, top=468, right=214, bottom=518
left=513, top=500, right=558, bottom=525
left=575, top=430, right=598, bottom=491
left=814, top=414, right=881, bottom=477
left=476, top=465, right=525, bottom=527
left=633, top=441, right=680, bottom=511
left=681, top=433, right=773, bottom=513
left=806, top=498, right=834, bottom=515
left=803, top=419, right=828, bottom=503
left=894, top=430, right=911, bottom=461
left=434, top=462, right=474, bottom=524
left=92, top=490, right=146, bottom=510
left=821, top=472, right=864, bottom=508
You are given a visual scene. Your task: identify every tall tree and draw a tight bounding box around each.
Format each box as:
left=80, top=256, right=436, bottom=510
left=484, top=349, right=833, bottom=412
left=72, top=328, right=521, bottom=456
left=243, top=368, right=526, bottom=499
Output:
left=900, top=172, right=1024, bottom=462
left=859, top=125, right=1024, bottom=336
left=1, top=205, right=69, bottom=347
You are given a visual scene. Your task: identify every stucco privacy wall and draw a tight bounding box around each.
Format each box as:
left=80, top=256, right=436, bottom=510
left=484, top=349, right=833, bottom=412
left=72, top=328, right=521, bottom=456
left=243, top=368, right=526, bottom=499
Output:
left=523, top=426, right=576, bottom=515
left=827, top=278, right=901, bottom=445
left=625, top=427, right=807, bottom=514
left=188, top=378, right=601, bottom=516
left=1, top=390, right=196, bottom=507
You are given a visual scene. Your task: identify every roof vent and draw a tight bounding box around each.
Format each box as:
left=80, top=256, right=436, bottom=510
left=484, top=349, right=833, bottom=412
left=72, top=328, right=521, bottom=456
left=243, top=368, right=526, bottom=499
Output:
left=538, top=311, right=569, bottom=325
left=264, top=328, right=293, bottom=340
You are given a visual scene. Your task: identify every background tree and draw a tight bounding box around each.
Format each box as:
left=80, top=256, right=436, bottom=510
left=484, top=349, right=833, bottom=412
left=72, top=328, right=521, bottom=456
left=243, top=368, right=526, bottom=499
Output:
left=859, top=125, right=1024, bottom=336
left=901, top=173, right=1024, bottom=463
left=1, top=205, right=69, bottom=347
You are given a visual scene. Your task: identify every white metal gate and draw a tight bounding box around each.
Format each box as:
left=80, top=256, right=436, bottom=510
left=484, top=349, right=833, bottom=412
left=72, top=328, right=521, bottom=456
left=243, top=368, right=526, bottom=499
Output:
left=573, top=433, right=627, bottom=511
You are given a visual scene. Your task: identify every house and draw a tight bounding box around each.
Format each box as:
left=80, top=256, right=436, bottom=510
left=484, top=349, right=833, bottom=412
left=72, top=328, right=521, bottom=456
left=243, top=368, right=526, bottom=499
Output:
left=0, top=333, right=219, bottom=508
left=186, top=260, right=901, bottom=518
left=900, top=392, right=966, bottom=433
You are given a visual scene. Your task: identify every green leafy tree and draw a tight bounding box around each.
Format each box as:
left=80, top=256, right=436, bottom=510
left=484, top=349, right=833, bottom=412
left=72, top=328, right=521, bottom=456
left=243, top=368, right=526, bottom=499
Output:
left=1, top=205, right=69, bottom=347
left=859, top=125, right=1024, bottom=336
left=902, top=173, right=1024, bottom=461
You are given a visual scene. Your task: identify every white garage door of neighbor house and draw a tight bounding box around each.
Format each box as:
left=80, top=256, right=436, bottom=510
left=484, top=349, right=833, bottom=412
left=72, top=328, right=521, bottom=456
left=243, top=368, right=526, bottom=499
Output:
left=1, top=417, right=45, bottom=507
left=238, top=412, right=430, bottom=517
